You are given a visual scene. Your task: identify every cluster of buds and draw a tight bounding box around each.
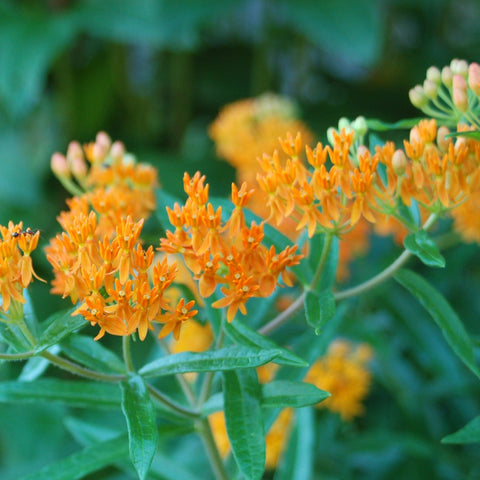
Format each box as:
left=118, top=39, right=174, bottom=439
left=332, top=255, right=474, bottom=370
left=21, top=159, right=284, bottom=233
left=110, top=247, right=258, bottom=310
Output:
left=0, top=222, right=42, bottom=314
left=160, top=172, right=303, bottom=322
left=46, top=212, right=196, bottom=340
left=51, top=132, right=157, bottom=234
left=409, top=59, right=480, bottom=128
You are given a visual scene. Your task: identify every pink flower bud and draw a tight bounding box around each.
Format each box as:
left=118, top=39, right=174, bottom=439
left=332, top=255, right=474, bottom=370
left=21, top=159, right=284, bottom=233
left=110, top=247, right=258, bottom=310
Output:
left=111, top=141, right=125, bottom=160
left=71, top=156, right=88, bottom=180
left=468, top=62, right=480, bottom=96
left=66, top=141, right=84, bottom=161
left=96, top=131, right=111, bottom=150
left=51, top=153, right=70, bottom=178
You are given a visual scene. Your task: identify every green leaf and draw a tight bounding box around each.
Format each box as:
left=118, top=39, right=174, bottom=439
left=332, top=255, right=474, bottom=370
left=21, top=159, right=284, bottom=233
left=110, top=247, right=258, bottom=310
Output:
left=0, top=379, right=121, bottom=408
left=366, top=117, right=424, bottom=131
left=309, top=234, right=339, bottom=291
left=139, top=345, right=281, bottom=378
left=442, top=415, right=480, bottom=444
left=0, top=6, right=76, bottom=118
left=121, top=373, right=158, bottom=480
left=223, top=369, right=265, bottom=480
left=60, top=334, right=125, bottom=374
left=22, top=288, right=39, bottom=339
left=404, top=231, right=445, bottom=268
left=281, top=0, right=382, bottom=67
left=0, top=324, right=32, bottom=352
left=224, top=319, right=307, bottom=367
left=445, top=130, right=480, bottom=140
left=275, top=407, right=315, bottom=480
left=304, top=290, right=336, bottom=334
left=19, top=435, right=129, bottom=480
left=35, top=307, right=85, bottom=354
left=261, top=380, right=329, bottom=408
left=395, top=269, right=480, bottom=379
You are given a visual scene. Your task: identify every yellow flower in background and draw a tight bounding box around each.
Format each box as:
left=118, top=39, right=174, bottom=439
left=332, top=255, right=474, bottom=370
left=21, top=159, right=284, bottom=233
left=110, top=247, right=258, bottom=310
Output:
left=208, top=408, right=294, bottom=471
left=305, top=339, right=373, bottom=421
left=209, top=93, right=313, bottom=185
left=169, top=318, right=213, bottom=354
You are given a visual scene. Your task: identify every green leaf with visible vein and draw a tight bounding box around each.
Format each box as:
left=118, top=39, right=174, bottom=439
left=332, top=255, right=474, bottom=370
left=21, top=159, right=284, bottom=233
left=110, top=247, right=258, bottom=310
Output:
left=139, top=345, right=281, bottom=378
left=224, top=319, right=307, bottom=367
left=223, top=369, right=265, bottom=480
left=19, top=435, right=128, bottom=480
left=261, top=380, right=329, bottom=408
left=442, top=415, right=480, bottom=444
left=121, top=373, right=158, bottom=480
left=0, top=379, right=121, bottom=408
left=60, top=334, right=125, bottom=373
left=35, top=307, right=85, bottom=353
left=395, top=269, right=480, bottom=379
left=404, top=230, right=445, bottom=268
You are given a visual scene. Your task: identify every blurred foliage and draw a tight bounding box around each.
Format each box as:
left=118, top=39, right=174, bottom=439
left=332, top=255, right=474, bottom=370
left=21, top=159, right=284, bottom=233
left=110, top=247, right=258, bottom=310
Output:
left=1, top=0, right=480, bottom=479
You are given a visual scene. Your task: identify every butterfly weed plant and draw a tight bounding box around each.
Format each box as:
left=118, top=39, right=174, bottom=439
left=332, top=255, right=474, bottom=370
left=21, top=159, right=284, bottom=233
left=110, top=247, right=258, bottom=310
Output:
left=1, top=59, right=480, bottom=480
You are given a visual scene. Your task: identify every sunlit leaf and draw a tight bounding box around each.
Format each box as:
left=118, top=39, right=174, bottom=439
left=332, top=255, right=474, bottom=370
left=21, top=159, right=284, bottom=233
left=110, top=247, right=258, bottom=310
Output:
left=442, top=415, right=480, bottom=444
left=404, top=231, right=445, bottom=268
left=261, top=380, right=329, bottom=408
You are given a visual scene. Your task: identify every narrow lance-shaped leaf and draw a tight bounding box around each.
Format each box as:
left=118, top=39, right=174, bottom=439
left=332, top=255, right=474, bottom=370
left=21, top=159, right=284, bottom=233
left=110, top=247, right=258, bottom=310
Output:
left=0, top=379, right=121, bottom=408
left=395, top=269, right=480, bottom=380
left=223, top=319, right=307, bottom=367
left=19, top=345, right=61, bottom=381
left=261, top=380, right=329, bottom=409
left=19, top=435, right=129, bottom=480
left=139, top=345, right=281, bottom=378
left=121, top=373, right=158, bottom=480
left=223, top=369, right=265, bottom=480
left=35, top=307, right=85, bottom=354
left=442, top=415, right=480, bottom=444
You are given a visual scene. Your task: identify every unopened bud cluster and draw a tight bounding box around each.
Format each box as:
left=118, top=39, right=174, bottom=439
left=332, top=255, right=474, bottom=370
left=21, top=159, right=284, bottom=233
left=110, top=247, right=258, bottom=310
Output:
left=409, top=59, right=480, bottom=128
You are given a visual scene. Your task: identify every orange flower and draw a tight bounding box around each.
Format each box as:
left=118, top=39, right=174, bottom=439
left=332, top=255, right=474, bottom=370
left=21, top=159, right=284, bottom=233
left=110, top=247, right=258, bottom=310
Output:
left=158, top=298, right=198, bottom=340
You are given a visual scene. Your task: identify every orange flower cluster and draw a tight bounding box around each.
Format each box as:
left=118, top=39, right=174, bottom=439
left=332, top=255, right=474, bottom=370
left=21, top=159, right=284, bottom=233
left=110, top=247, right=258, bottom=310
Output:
left=51, top=132, right=157, bottom=236
left=256, top=121, right=480, bottom=239
left=209, top=93, right=313, bottom=185
left=160, top=172, right=303, bottom=322
left=305, top=339, right=373, bottom=421
left=0, top=223, right=42, bottom=313
left=46, top=213, right=197, bottom=340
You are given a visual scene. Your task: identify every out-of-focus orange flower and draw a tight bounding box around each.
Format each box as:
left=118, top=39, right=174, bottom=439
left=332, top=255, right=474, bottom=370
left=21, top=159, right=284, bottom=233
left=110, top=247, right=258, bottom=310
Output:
left=160, top=172, right=303, bottom=323
left=0, top=222, right=43, bottom=314
left=305, top=339, right=373, bottom=421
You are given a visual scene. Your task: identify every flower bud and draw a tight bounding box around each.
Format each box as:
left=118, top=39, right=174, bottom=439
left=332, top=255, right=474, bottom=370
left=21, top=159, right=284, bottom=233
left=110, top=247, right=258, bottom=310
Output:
left=436, top=126, right=451, bottom=151
left=441, top=66, right=453, bottom=88
left=453, top=74, right=468, bottom=112
left=409, top=85, right=429, bottom=109
left=110, top=141, right=125, bottom=161
left=450, top=58, right=468, bottom=77
left=96, top=131, right=111, bottom=150
left=409, top=126, right=421, bottom=144
left=327, top=127, right=336, bottom=146
left=423, top=79, right=438, bottom=99
left=426, top=66, right=441, bottom=85
left=352, top=116, right=368, bottom=136
left=392, top=150, right=407, bottom=175
left=71, top=155, right=88, bottom=180
left=51, top=153, right=70, bottom=178
left=468, top=62, right=480, bottom=96
left=66, top=141, right=84, bottom=161
left=338, top=117, right=351, bottom=131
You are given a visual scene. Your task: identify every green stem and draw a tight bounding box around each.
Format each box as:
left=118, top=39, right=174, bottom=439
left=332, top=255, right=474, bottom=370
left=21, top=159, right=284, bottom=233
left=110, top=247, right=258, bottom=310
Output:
left=258, top=232, right=334, bottom=336
left=199, top=326, right=225, bottom=405
left=146, top=384, right=199, bottom=419
left=122, top=335, right=135, bottom=373
left=41, top=351, right=126, bottom=382
left=0, top=350, right=35, bottom=360
left=196, top=417, right=229, bottom=480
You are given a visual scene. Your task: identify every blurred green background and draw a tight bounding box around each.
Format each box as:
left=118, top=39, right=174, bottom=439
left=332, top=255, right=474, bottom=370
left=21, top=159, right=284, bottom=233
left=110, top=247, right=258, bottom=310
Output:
left=1, top=0, right=480, bottom=479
